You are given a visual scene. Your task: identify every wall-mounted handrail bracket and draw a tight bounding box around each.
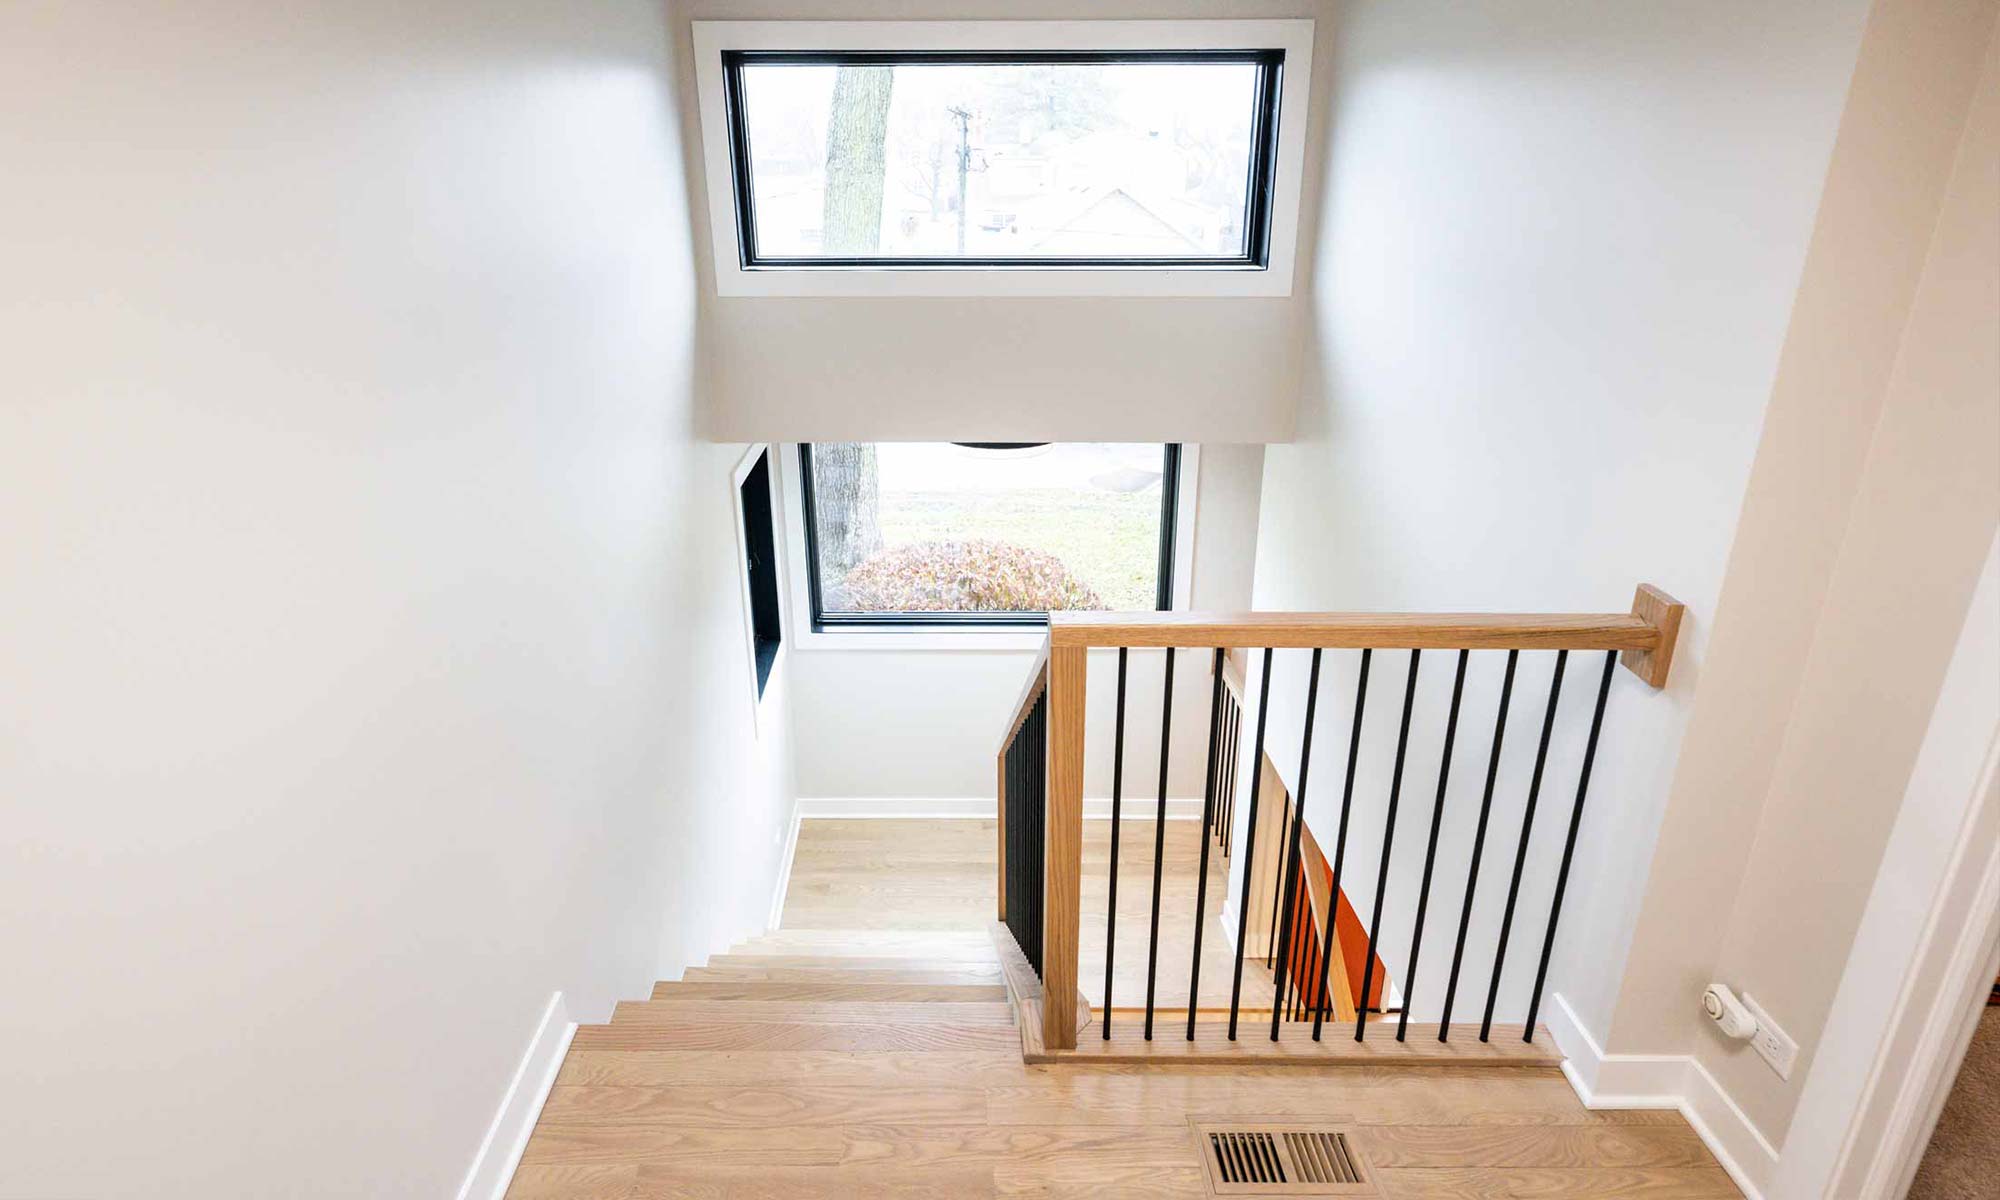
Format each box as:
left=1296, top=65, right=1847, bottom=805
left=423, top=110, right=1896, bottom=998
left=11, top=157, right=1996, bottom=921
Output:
left=1621, top=584, right=1685, bottom=688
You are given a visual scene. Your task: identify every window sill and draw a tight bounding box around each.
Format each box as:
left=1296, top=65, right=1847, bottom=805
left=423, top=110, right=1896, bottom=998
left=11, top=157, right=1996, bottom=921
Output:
left=710, top=264, right=1293, bottom=299
left=794, top=626, right=1050, bottom=653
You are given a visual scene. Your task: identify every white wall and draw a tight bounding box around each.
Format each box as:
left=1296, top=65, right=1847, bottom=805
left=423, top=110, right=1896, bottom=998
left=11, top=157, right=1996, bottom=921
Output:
left=1775, top=533, right=2000, bottom=1199
left=1619, top=0, right=1999, bottom=1155
left=0, top=3, right=792, bottom=1197
left=669, top=0, right=1335, bottom=444
left=790, top=445, right=1263, bottom=802
left=1246, top=0, right=1869, bottom=1044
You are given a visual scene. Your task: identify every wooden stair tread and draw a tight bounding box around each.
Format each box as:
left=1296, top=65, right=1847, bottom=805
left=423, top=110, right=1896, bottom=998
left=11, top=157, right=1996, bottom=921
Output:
left=611, top=999, right=1015, bottom=1026
left=649, top=980, right=1009, bottom=1003
left=540, top=1083, right=989, bottom=1127
left=723, top=944, right=999, bottom=962
left=554, top=1049, right=1030, bottom=1088
left=705, top=953, right=1002, bottom=973
left=570, top=1020, right=1022, bottom=1052
left=514, top=908, right=1726, bottom=1198
left=740, top=928, right=992, bottom=944
left=680, top=965, right=1005, bottom=986
left=509, top=823, right=1730, bottom=1193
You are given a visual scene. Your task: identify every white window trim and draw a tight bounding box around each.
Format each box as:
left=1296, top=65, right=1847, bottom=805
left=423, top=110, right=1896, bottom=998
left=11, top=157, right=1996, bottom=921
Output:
left=690, top=20, right=1315, bottom=298
left=731, top=443, right=787, bottom=734
left=775, top=443, right=1199, bottom=652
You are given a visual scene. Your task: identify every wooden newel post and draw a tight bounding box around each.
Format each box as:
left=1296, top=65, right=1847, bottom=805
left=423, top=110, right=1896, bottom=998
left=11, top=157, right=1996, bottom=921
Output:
left=1041, top=644, right=1087, bottom=1051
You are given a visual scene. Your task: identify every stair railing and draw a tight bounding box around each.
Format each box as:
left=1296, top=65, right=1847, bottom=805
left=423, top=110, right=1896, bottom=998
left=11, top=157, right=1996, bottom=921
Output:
left=995, top=586, right=1684, bottom=1053
left=996, top=645, right=1050, bottom=978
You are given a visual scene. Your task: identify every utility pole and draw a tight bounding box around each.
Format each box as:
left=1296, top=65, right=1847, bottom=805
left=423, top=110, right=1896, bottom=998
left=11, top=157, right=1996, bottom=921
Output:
left=948, top=105, right=972, bottom=253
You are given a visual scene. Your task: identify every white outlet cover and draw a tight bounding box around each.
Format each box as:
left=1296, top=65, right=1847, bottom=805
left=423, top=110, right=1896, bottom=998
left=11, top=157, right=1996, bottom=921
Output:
left=1740, top=992, right=1798, bottom=1080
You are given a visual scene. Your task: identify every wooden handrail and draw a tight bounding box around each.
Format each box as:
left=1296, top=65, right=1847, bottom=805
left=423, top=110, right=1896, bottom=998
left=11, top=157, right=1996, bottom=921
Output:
left=995, top=642, right=1050, bottom=757
left=1052, top=610, right=1653, bottom=649
left=1050, top=585, right=1684, bottom=687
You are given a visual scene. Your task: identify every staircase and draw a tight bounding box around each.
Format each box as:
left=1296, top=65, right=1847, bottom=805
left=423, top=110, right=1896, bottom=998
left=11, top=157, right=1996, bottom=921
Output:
left=569, top=929, right=1017, bottom=1055
left=510, top=922, right=1737, bottom=1199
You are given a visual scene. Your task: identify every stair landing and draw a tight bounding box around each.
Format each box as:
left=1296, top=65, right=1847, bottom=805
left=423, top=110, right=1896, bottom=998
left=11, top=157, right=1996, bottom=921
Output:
left=988, top=922, right=1561, bottom=1068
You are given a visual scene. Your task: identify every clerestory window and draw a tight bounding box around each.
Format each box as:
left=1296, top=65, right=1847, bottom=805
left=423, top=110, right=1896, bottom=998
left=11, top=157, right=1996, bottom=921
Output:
left=721, top=51, right=1283, bottom=270
left=691, top=21, right=1316, bottom=297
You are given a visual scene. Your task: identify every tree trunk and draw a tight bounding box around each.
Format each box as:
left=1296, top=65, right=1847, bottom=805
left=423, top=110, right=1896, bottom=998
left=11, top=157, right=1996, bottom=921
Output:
left=811, top=443, right=882, bottom=606
left=821, top=66, right=894, bottom=254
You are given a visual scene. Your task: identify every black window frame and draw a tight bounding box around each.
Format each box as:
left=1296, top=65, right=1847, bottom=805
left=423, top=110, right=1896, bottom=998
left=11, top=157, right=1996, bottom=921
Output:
left=799, top=443, right=1183, bottom=631
left=738, top=447, right=784, bottom=696
left=720, top=49, right=1286, bottom=271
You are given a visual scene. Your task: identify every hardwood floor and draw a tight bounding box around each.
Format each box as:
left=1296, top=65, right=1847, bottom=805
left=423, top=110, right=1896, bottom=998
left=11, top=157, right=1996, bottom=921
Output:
left=509, top=820, right=1740, bottom=1198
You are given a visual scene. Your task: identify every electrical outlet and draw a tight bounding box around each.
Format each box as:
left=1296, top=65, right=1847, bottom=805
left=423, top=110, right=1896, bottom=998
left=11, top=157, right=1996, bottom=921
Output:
left=1740, top=993, right=1797, bottom=1080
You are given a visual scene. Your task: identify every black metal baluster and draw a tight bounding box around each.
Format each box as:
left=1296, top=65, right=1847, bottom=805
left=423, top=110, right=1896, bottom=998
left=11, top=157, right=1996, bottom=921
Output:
left=1029, top=694, right=1046, bottom=975
left=1312, top=649, right=1372, bottom=1040
left=1355, top=650, right=1421, bottom=1040
left=1524, top=651, right=1617, bottom=1041
left=1397, top=649, right=1469, bottom=1041
left=1006, top=704, right=1036, bottom=972
left=1229, top=691, right=1243, bottom=853
left=1006, top=694, right=1050, bottom=977
left=1004, top=730, right=1013, bottom=923
left=1187, top=649, right=1227, bottom=1041
left=1480, top=650, right=1568, bottom=1042
left=1101, top=649, right=1128, bottom=1038
left=1270, top=649, right=1324, bottom=1040
left=1439, top=650, right=1517, bottom=1041
left=1143, top=648, right=1176, bottom=1040
left=1267, top=799, right=1289, bottom=969
left=1227, top=650, right=1276, bottom=1040
left=1220, top=693, right=1239, bottom=857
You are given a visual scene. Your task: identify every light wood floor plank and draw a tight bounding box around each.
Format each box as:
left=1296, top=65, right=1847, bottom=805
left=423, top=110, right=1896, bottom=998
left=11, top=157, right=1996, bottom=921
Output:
left=503, top=1164, right=636, bottom=1200
left=1372, top=1165, right=1742, bottom=1198
left=520, top=1124, right=845, bottom=1168
left=1350, top=1123, right=1716, bottom=1169
left=983, top=1072, right=1686, bottom=1128
left=626, top=1164, right=996, bottom=1199
left=995, top=1161, right=1211, bottom=1197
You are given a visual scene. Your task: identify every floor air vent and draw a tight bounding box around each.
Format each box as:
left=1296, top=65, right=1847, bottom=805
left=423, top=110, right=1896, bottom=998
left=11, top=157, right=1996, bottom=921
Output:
left=1193, top=1123, right=1377, bottom=1196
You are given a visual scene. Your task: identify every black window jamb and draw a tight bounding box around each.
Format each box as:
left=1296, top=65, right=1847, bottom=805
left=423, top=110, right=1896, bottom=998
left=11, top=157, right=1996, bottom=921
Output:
left=722, top=49, right=1285, bottom=271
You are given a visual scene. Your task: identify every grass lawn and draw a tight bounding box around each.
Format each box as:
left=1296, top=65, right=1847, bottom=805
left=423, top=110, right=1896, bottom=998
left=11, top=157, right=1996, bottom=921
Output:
left=872, top=488, right=1163, bottom=611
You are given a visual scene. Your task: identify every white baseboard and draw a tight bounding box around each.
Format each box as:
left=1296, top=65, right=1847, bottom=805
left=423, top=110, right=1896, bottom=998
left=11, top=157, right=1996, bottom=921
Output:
left=1548, top=993, right=1779, bottom=1200
left=455, top=991, right=576, bottom=1200
left=768, top=798, right=803, bottom=931
left=796, top=795, right=1208, bottom=820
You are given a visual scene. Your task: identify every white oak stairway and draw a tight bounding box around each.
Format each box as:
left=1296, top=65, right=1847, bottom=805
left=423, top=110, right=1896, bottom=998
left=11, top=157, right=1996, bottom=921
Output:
left=509, top=926, right=1739, bottom=1199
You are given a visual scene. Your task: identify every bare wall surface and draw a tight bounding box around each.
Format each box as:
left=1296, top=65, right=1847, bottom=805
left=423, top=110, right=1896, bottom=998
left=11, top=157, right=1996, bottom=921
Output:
left=1248, top=0, right=1868, bottom=1036
left=1630, top=4, right=1999, bottom=1150
left=0, top=3, right=791, bottom=1196
left=669, top=0, right=1336, bottom=443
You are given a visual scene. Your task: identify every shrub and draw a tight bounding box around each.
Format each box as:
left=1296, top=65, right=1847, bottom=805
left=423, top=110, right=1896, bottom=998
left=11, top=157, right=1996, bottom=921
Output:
left=841, top=539, right=1105, bottom=612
